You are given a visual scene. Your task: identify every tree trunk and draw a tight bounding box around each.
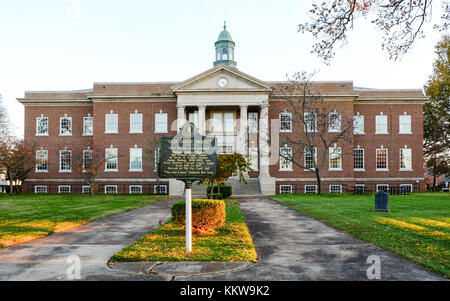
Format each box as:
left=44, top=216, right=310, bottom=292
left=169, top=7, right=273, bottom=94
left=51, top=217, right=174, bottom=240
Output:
left=433, top=159, right=437, bottom=192
left=9, top=180, right=14, bottom=195
left=315, top=169, right=322, bottom=195
left=90, top=182, right=94, bottom=196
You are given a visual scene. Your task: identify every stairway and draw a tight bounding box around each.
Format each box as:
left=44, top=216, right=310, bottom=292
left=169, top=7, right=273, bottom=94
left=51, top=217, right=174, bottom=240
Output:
left=192, top=178, right=261, bottom=197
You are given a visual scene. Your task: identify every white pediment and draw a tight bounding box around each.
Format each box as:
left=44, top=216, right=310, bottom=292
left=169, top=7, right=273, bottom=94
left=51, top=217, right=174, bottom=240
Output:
left=172, top=64, right=272, bottom=92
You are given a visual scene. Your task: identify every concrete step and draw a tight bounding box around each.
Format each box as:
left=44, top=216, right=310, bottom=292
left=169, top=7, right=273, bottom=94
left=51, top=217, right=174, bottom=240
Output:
left=192, top=178, right=261, bottom=197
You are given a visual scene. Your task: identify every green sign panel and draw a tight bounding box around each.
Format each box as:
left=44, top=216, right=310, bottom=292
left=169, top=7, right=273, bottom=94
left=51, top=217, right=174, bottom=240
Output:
left=158, top=123, right=218, bottom=180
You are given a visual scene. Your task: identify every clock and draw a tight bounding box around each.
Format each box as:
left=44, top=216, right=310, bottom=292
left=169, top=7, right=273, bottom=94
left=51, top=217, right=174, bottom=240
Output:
left=217, top=77, right=228, bottom=88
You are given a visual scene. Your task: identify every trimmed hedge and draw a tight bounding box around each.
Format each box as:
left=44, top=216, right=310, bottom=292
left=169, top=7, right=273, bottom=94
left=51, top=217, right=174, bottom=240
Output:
left=207, top=185, right=232, bottom=198
left=172, top=199, right=226, bottom=234
left=206, top=193, right=223, bottom=199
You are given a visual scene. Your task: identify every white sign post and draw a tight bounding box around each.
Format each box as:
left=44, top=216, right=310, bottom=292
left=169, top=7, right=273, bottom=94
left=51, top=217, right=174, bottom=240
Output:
left=185, top=182, right=192, bottom=252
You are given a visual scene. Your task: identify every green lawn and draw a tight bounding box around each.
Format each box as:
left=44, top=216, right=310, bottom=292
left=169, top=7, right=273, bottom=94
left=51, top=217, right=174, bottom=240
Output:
left=110, top=198, right=258, bottom=262
left=271, top=192, right=450, bottom=277
left=0, top=193, right=167, bottom=248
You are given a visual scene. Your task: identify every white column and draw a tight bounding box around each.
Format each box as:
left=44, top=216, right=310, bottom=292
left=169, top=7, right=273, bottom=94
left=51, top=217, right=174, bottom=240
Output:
left=239, top=105, right=248, bottom=156
left=185, top=183, right=192, bottom=252
left=198, top=105, right=206, bottom=135
left=258, top=103, right=276, bottom=195
left=176, top=105, right=186, bottom=132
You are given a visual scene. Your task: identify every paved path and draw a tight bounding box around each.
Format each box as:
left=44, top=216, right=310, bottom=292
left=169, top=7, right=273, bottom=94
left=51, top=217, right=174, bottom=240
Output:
left=0, top=199, right=176, bottom=281
left=180, top=197, right=445, bottom=281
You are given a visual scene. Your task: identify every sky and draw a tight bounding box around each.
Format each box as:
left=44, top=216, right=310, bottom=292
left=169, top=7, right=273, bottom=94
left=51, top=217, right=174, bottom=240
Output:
left=0, top=0, right=446, bottom=137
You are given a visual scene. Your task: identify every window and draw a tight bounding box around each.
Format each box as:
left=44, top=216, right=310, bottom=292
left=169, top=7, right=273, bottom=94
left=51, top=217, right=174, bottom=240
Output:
left=304, top=112, right=317, bottom=132
left=280, top=185, right=293, bottom=194
left=328, top=112, right=341, bottom=132
left=305, top=185, right=317, bottom=193
left=188, top=111, right=198, bottom=128
left=280, top=112, right=292, bottom=132
left=212, top=112, right=234, bottom=133
left=248, top=112, right=258, bottom=133
left=353, top=115, right=364, bottom=134
left=105, top=113, right=118, bottom=133
left=60, top=117, right=72, bottom=136
left=329, top=185, right=342, bottom=193
left=154, top=148, right=161, bottom=171
left=130, top=113, right=143, bottom=133
left=36, top=150, right=48, bottom=172
left=59, top=150, right=72, bottom=172
left=353, top=148, right=365, bottom=170
left=376, top=148, right=388, bottom=170
left=83, top=149, right=93, bottom=170
left=399, top=114, right=412, bottom=134
left=129, top=185, right=143, bottom=194
left=154, top=185, right=167, bottom=195
left=280, top=146, right=293, bottom=171
left=400, top=148, right=412, bottom=170
left=36, top=117, right=48, bottom=135
left=400, top=184, right=413, bottom=192
left=83, top=116, right=93, bottom=136
left=329, top=146, right=342, bottom=170
left=355, top=184, right=366, bottom=194
left=58, top=185, right=71, bottom=194
left=375, top=114, right=388, bottom=134
left=130, top=148, right=143, bottom=171
left=34, top=185, right=47, bottom=194
left=105, top=148, right=118, bottom=171
left=222, top=48, right=228, bottom=60
left=155, top=113, right=168, bottom=133
left=82, top=185, right=91, bottom=194
left=249, top=146, right=259, bottom=171
left=104, top=185, right=118, bottom=194
left=376, top=184, right=389, bottom=192
left=304, top=147, right=317, bottom=170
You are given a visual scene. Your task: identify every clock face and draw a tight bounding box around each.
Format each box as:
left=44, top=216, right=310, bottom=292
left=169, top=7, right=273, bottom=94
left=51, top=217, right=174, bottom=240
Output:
left=217, top=77, right=228, bottom=88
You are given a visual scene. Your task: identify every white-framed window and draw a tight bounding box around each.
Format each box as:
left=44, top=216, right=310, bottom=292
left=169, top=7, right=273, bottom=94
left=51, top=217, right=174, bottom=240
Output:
left=304, top=147, right=317, bottom=170
left=130, top=113, right=143, bottom=133
left=376, top=147, right=388, bottom=171
left=36, top=116, right=49, bottom=136
left=375, top=114, right=388, bottom=134
left=400, top=147, right=412, bottom=170
left=104, top=185, right=118, bottom=194
left=376, top=184, right=389, bottom=192
left=82, top=185, right=91, bottom=194
left=355, top=184, right=366, bottom=193
left=83, top=116, right=94, bottom=136
left=60, top=117, right=72, bottom=136
left=248, top=112, right=258, bottom=133
left=130, top=147, right=143, bottom=171
left=34, top=185, right=48, bottom=194
left=353, top=148, right=365, bottom=170
left=353, top=114, right=364, bottom=134
left=399, top=114, right=412, bottom=134
left=329, top=146, right=342, bottom=170
left=279, top=146, right=293, bottom=171
left=59, top=150, right=72, bottom=172
left=154, top=148, right=161, bottom=172
left=188, top=111, right=199, bottom=128
left=304, top=112, right=317, bottom=132
left=305, top=185, right=317, bottom=193
left=35, top=150, right=48, bottom=172
left=329, top=185, right=342, bottom=193
left=105, top=148, right=118, bottom=171
left=155, top=112, right=168, bottom=133
left=328, top=112, right=341, bottom=132
left=58, top=185, right=71, bottom=194
left=249, top=146, right=259, bottom=171
left=280, top=112, right=292, bottom=132
left=83, top=149, right=93, bottom=170
left=280, top=185, right=293, bottom=194
left=154, top=184, right=167, bottom=194
left=400, top=184, right=413, bottom=192
left=105, top=113, right=118, bottom=133
left=129, top=185, right=143, bottom=194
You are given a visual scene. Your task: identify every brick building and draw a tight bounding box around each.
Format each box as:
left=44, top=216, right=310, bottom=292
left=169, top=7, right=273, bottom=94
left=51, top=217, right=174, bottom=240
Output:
left=18, top=24, right=426, bottom=195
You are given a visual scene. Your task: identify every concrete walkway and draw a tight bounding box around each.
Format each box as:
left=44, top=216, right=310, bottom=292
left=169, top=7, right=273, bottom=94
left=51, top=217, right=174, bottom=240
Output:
left=0, top=198, right=176, bottom=281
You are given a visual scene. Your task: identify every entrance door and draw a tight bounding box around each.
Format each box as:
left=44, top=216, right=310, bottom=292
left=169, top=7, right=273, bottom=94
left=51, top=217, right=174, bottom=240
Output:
left=211, top=111, right=236, bottom=155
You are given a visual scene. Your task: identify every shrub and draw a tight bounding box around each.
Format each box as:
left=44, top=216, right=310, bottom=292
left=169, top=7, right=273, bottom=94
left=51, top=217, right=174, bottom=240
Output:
left=171, top=199, right=226, bottom=234
left=207, top=185, right=232, bottom=198
left=206, top=193, right=223, bottom=199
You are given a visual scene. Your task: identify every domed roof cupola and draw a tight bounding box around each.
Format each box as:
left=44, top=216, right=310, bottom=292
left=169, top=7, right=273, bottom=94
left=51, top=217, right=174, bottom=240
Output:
left=214, top=21, right=237, bottom=68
